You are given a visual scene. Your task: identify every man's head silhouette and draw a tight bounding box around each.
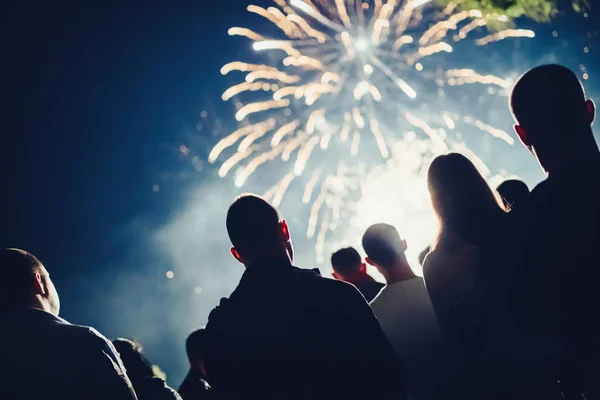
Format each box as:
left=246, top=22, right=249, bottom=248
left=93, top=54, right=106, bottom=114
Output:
left=330, top=247, right=366, bottom=281
left=496, top=179, right=530, bottom=209
left=226, top=194, right=293, bottom=267
left=362, top=223, right=412, bottom=281
left=511, top=64, right=596, bottom=173
left=0, top=248, right=60, bottom=315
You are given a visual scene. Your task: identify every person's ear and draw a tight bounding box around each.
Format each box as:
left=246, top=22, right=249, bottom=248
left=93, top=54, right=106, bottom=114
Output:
left=586, top=99, right=596, bottom=125
left=359, top=262, right=367, bottom=273
left=33, top=272, right=46, bottom=296
left=402, top=239, right=408, bottom=251
left=230, top=247, right=244, bottom=264
left=514, top=124, right=530, bottom=147
left=281, top=220, right=291, bottom=242
left=365, top=256, right=375, bottom=266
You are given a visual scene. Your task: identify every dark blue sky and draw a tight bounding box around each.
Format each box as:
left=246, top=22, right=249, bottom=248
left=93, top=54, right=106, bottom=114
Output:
left=2, top=0, right=598, bottom=386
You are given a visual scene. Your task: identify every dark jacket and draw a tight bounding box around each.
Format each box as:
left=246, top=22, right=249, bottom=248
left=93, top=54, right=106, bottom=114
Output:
left=135, top=377, right=182, bottom=400
left=348, top=275, right=385, bottom=302
left=480, top=155, right=600, bottom=398
left=0, top=309, right=138, bottom=400
left=204, top=261, right=405, bottom=400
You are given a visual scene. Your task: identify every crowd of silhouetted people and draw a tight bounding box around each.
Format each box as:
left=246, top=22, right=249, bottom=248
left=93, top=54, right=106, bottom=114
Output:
left=2, top=63, right=599, bottom=400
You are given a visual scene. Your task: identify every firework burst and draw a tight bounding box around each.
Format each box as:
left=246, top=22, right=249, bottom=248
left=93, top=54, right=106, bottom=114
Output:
left=209, top=0, right=534, bottom=264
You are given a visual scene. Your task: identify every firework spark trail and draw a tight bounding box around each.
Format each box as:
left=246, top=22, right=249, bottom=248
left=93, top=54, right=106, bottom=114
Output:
left=446, top=68, right=510, bottom=88
left=476, top=29, right=535, bottom=45
left=211, top=0, right=535, bottom=262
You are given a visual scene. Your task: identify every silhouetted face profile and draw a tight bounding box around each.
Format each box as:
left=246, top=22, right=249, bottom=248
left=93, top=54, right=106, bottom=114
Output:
left=510, top=64, right=596, bottom=172
left=186, top=328, right=207, bottom=375
left=226, top=194, right=293, bottom=267
left=330, top=247, right=365, bottom=281
left=0, top=248, right=60, bottom=316
left=428, top=153, right=505, bottom=244
left=496, top=179, right=530, bottom=209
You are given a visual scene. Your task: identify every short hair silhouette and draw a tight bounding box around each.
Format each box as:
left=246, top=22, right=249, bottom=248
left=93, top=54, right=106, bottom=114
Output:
left=330, top=247, right=362, bottom=276
left=226, top=194, right=282, bottom=259
left=511, top=64, right=588, bottom=136
left=362, top=224, right=405, bottom=270
left=418, top=245, right=431, bottom=266
left=0, top=248, right=43, bottom=312
left=186, top=328, right=207, bottom=366
left=496, top=179, right=530, bottom=208
left=428, top=153, right=505, bottom=245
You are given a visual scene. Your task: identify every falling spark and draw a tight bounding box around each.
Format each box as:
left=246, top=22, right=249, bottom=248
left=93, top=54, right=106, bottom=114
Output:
left=228, top=27, right=265, bottom=41
left=463, top=116, right=515, bottom=144
left=475, top=29, right=535, bottom=45
left=446, top=69, right=510, bottom=88
left=303, top=169, right=322, bottom=203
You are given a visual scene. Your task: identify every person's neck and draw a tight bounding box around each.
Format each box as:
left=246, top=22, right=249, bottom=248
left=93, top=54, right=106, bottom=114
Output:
left=246, top=252, right=293, bottom=269
left=537, top=131, right=599, bottom=177
left=342, top=271, right=373, bottom=283
left=384, top=263, right=416, bottom=285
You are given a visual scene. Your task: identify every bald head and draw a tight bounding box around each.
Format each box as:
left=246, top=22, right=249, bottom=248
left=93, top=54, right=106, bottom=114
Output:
left=0, top=249, right=59, bottom=315
left=511, top=64, right=591, bottom=140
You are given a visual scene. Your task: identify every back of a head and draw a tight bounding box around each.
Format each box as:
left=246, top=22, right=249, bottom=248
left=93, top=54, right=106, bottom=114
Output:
left=362, top=223, right=405, bottom=269
left=0, top=248, right=42, bottom=313
left=226, top=194, right=282, bottom=260
left=186, top=328, right=207, bottom=366
left=330, top=247, right=362, bottom=276
left=511, top=64, right=588, bottom=139
left=496, top=179, right=530, bottom=208
left=112, top=338, right=154, bottom=382
left=428, top=153, right=504, bottom=241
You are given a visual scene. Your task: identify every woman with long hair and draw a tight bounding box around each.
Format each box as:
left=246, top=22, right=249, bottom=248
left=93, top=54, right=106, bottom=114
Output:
left=423, top=153, right=506, bottom=362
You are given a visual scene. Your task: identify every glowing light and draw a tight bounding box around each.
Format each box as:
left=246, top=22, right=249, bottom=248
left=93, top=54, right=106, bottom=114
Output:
left=166, top=271, right=174, bottom=279
left=355, top=37, right=369, bottom=52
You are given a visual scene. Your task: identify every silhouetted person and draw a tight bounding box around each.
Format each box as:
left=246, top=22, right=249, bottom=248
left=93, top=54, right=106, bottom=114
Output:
left=418, top=245, right=431, bottom=266
left=331, top=247, right=384, bottom=302
left=113, top=339, right=181, bottom=400
left=204, top=194, right=405, bottom=400
left=424, top=154, right=506, bottom=378
left=364, top=224, right=445, bottom=400
left=179, top=329, right=212, bottom=400
left=0, top=248, right=138, bottom=400
left=496, top=179, right=529, bottom=209
left=484, top=64, right=600, bottom=397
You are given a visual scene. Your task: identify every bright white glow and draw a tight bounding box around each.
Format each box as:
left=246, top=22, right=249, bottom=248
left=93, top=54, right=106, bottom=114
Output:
left=357, top=80, right=370, bottom=92
left=354, top=38, right=369, bottom=52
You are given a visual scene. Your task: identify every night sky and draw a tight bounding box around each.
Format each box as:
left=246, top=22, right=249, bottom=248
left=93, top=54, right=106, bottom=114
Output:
left=2, top=0, right=599, bottom=386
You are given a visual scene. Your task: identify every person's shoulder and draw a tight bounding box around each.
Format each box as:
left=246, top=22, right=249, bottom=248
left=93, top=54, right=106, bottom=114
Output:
left=58, top=321, right=119, bottom=357
left=422, top=247, right=441, bottom=276
left=143, top=377, right=182, bottom=400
